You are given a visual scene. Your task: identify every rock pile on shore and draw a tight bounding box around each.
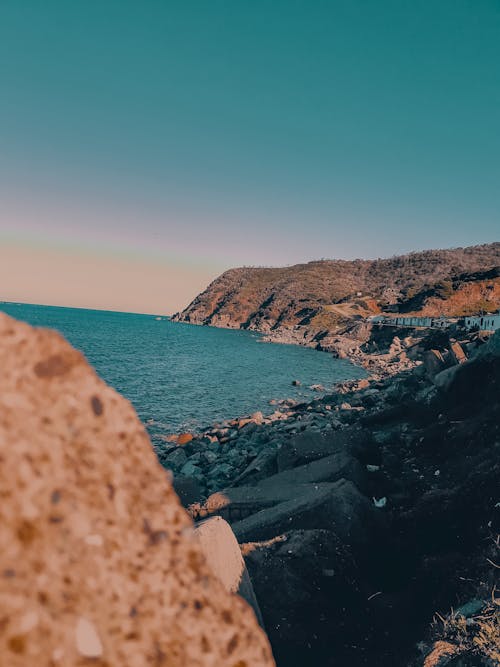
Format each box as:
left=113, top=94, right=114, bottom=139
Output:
left=153, top=327, right=475, bottom=500
left=160, top=328, right=500, bottom=666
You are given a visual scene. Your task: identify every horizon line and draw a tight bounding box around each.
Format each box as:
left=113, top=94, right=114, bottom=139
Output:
left=0, top=300, right=172, bottom=318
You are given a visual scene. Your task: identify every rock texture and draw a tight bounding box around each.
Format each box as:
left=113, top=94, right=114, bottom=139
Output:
left=0, top=313, right=274, bottom=667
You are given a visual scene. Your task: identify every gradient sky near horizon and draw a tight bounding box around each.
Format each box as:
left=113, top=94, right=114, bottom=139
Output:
left=1, top=1, right=499, bottom=313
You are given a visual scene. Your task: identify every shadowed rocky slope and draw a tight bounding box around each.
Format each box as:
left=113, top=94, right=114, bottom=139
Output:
left=0, top=313, right=274, bottom=667
left=171, top=329, right=500, bottom=666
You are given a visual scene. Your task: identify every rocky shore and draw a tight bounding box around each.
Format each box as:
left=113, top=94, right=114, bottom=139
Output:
left=157, top=325, right=500, bottom=666
left=153, top=323, right=470, bottom=498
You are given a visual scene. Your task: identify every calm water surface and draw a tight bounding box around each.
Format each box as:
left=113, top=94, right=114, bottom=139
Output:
left=1, top=303, right=364, bottom=438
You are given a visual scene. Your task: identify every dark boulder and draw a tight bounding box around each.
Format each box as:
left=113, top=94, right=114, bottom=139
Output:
left=232, top=447, right=278, bottom=485
left=244, top=529, right=369, bottom=667
left=172, top=474, right=203, bottom=507
left=277, top=425, right=379, bottom=471
left=191, top=482, right=342, bottom=522
left=259, top=450, right=366, bottom=491
left=232, top=478, right=378, bottom=545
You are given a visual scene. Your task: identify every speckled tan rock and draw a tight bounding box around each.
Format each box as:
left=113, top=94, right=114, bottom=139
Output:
left=0, top=313, right=275, bottom=667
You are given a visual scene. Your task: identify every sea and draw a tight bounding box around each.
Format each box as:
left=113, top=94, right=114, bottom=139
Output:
left=0, top=303, right=364, bottom=439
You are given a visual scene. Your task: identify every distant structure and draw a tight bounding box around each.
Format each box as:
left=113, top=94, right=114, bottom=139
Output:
left=369, top=311, right=500, bottom=332
left=368, top=315, right=453, bottom=329
left=463, top=312, right=500, bottom=332
left=395, top=316, right=433, bottom=328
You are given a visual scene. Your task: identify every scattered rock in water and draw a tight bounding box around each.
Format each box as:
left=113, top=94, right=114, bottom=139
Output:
left=238, top=419, right=258, bottom=433
left=177, top=432, right=194, bottom=445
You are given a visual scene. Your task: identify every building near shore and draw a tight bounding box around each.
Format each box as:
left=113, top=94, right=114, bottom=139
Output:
left=432, top=316, right=454, bottom=329
left=464, top=312, right=500, bottom=332
left=395, top=315, right=434, bottom=328
left=370, top=315, right=452, bottom=329
left=368, top=315, right=455, bottom=329
left=370, top=313, right=500, bottom=331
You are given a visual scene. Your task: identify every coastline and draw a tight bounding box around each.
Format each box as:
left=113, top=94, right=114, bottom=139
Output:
left=158, top=325, right=500, bottom=665
left=171, top=314, right=426, bottom=383
left=158, top=316, right=485, bottom=498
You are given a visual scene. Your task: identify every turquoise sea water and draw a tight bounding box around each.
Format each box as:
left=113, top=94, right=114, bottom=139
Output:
left=1, top=303, right=364, bottom=439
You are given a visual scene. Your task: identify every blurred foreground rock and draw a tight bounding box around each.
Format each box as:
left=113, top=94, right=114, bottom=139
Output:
left=0, top=313, right=274, bottom=667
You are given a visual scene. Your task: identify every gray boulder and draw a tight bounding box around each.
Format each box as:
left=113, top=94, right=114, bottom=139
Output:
left=180, top=460, right=204, bottom=480
left=433, top=364, right=462, bottom=390
left=232, top=447, right=278, bottom=485
left=259, top=450, right=365, bottom=491
left=191, top=482, right=340, bottom=522
left=172, top=475, right=203, bottom=507
left=277, top=426, right=377, bottom=471
left=232, top=478, right=376, bottom=545
left=163, top=447, right=188, bottom=472
left=423, top=349, right=447, bottom=379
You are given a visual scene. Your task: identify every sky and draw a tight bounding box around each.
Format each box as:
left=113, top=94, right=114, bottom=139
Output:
left=1, top=1, right=499, bottom=313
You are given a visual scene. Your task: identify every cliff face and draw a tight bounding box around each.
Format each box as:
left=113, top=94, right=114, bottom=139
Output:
left=173, top=244, right=500, bottom=336
left=0, top=313, right=274, bottom=667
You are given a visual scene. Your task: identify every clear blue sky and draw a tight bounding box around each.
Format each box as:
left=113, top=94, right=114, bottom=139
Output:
left=0, top=1, right=499, bottom=311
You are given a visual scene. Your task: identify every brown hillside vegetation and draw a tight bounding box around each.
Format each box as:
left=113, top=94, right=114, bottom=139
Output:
left=399, top=269, right=500, bottom=317
left=408, top=278, right=500, bottom=317
left=173, top=244, right=500, bottom=333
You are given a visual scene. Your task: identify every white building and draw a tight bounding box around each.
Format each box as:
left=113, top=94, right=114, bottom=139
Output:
left=464, top=312, right=500, bottom=332
left=369, top=315, right=461, bottom=329
left=432, top=316, right=453, bottom=329
left=395, top=316, right=434, bottom=328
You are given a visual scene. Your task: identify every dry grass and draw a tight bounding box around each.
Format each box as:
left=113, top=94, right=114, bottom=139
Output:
left=473, top=606, right=500, bottom=664
left=423, top=640, right=458, bottom=667
left=428, top=602, right=500, bottom=665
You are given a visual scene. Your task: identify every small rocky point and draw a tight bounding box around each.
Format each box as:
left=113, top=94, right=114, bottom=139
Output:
left=0, top=313, right=274, bottom=667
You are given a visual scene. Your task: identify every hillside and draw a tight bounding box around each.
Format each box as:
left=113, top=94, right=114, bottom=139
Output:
left=173, top=244, right=500, bottom=337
